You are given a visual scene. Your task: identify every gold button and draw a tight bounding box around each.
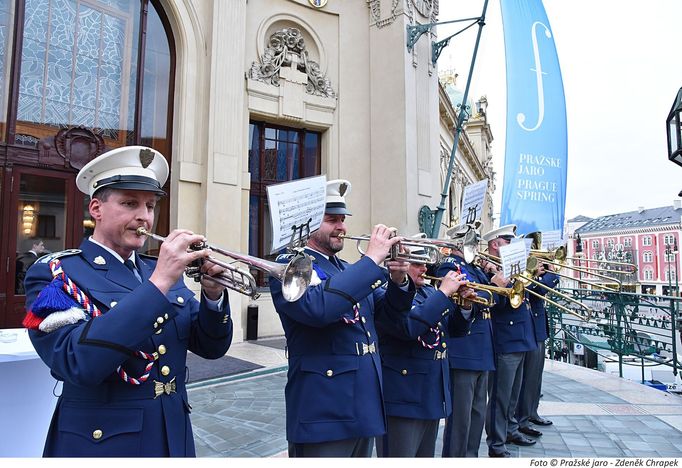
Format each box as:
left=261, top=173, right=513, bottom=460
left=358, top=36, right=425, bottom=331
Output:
left=366, top=331, right=371, bottom=338
left=177, top=296, right=185, bottom=304
left=442, top=342, right=447, bottom=348
left=92, top=429, right=103, bottom=440
left=161, top=365, right=170, bottom=376
left=164, top=313, right=169, bottom=320
left=361, top=317, right=366, bottom=324
left=153, top=322, right=159, bottom=329
left=110, top=301, right=117, bottom=308
left=467, top=331, right=471, bottom=335
left=158, top=345, right=167, bottom=355
left=444, top=308, right=449, bottom=313
left=326, top=369, right=333, bottom=377
left=509, top=321, right=514, bottom=325
left=401, top=369, right=408, bottom=375
left=155, top=328, right=163, bottom=335
left=157, top=317, right=164, bottom=324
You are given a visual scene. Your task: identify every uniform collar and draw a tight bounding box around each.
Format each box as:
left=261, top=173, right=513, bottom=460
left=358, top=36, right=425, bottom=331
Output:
left=88, top=236, right=136, bottom=266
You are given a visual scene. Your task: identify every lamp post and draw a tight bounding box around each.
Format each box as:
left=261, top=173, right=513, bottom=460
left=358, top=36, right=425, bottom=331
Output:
left=575, top=233, right=583, bottom=292
left=667, top=87, right=682, bottom=194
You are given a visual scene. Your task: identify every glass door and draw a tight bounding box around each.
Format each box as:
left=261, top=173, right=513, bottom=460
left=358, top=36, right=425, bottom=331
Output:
left=3, top=168, right=78, bottom=328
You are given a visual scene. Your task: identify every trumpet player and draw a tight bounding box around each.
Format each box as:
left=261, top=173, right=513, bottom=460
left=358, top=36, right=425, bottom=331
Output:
left=513, top=257, right=559, bottom=438
left=375, top=247, right=476, bottom=457
left=22, top=146, right=233, bottom=457
left=480, top=225, right=539, bottom=457
left=438, top=224, right=496, bottom=458
left=269, top=179, right=417, bottom=457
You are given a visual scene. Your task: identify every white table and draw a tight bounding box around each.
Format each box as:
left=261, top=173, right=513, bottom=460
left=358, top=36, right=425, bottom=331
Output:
left=0, top=328, right=58, bottom=457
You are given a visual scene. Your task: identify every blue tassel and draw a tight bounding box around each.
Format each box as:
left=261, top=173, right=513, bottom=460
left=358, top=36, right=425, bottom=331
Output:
left=31, top=278, right=79, bottom=318
left=312, top=263, right=328, bottom=280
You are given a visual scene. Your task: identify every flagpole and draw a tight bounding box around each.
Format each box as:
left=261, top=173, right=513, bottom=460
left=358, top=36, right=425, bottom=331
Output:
left=428, top=0, right=489, bottom=238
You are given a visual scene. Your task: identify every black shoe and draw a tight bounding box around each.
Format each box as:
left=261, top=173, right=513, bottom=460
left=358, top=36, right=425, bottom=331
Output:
left=519, top=426, right=543, bottom=437
left=529, top=416, right=553, bottom=426
left=506, top=434, right=537, bottom=446
left=489, top=450, right=512, bottom=458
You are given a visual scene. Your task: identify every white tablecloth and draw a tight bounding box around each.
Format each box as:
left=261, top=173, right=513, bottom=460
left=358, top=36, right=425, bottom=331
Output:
left=0, top=328, right=58, bottom=457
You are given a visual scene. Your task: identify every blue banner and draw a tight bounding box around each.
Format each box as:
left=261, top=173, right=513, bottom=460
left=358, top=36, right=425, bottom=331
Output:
left=499, top=0, right=567, bottom=235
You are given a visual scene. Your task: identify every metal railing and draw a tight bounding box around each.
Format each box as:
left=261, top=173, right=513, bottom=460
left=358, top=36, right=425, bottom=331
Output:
left=547, top=288, right=682, bottom=382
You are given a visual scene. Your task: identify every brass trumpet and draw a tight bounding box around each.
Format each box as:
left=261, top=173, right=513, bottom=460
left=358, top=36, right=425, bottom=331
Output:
left=136, top=227, right=312, bottom=302
left=475, top=251, right=592, bottom=321
left=422, top=275, right=525, bottom=309
left=338, top=233, right=443, bottom=265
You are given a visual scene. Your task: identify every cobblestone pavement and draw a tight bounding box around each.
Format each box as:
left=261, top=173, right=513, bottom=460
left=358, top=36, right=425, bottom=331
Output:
left=188, top=339, right=682, bottom=457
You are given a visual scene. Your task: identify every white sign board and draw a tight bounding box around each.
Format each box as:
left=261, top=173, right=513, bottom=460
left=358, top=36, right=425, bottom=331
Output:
left=499, top=240, right=528, bottom=279
left=267, top=175, right=326, bottom=254
left=460, top=179, right=488, bottom=226
left=574, top=343, right=585, bottom=356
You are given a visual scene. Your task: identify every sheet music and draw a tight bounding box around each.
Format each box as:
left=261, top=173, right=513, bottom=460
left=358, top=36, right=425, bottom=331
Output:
left=499, top=241, right=528, bottom=279
left=541, top=230, right=563, bottom=250
left=267, top=175, right=326, bottom=254
left=459, top=179, right=489, bottom=226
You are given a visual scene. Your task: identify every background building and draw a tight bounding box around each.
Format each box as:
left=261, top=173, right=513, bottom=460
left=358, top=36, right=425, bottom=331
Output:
left=571, top=203, right=682, bottom=295
left=0, top=0, right=495, bottom=338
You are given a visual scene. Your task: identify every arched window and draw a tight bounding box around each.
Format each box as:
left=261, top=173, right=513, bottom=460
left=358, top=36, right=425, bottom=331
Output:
left=0, top=0, right=175, bottom=327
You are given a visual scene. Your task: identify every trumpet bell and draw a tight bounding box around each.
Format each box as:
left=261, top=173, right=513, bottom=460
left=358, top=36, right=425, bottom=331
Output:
left=280, top=252, right=313, bottom=302
left=509, top=280, right=525, bottom=309
left=462, top=229, right=479, bottom=264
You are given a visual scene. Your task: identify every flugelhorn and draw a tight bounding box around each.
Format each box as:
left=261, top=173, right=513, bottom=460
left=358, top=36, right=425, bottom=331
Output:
left=136, top=228, right=312, bottom=302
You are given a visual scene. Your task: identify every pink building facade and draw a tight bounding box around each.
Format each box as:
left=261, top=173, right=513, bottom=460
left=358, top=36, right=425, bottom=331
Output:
left=568, top=205, right=682, bottom=296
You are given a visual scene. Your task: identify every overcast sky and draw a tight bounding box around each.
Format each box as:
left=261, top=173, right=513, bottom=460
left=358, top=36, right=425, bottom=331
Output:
left=437, top=0, right=682, bottom=221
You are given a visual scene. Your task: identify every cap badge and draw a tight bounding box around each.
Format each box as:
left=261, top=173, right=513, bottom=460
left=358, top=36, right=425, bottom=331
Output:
left=339, top=182, right=348, bottom=196
left=94, top=256, right=106, bottom=265
left=139, top=148, right=154, bottom=168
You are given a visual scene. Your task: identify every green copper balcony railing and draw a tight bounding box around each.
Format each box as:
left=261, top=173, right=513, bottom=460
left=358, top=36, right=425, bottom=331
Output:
left=546, top=288, right=681, bottom=383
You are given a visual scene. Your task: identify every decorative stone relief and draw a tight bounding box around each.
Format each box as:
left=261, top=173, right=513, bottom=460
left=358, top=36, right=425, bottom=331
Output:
left=367, top=0, right=401, bottom=28
left=406, top=0, right=439, bottom=24
left=38, top=126, right=105, bottom=170
left=248, top=28, right=336, bottom=98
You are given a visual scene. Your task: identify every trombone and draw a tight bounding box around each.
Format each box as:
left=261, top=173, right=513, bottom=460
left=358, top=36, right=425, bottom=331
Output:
left=475, top=251, right=593, bottom=321
left=526, top=231, right=637, bottom=274
left=422, top=275, right=526, bottom=309
left=338, top=234, right=443, bottom=265
left=136, top=227, right=313, bottom=302
left=528, top=255, right=622, bottom=292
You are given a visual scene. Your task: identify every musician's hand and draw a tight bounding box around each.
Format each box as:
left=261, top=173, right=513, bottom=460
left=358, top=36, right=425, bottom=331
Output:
left=386, top=259, right=409, bottom=285
left=439, top=270, right=468, bottom=297
left=481, top=260, right=498, bottom=275
left=365, top=224, right=402, bottom=265
left=490, top=270, right=509, bottom=288
left=200, top=261, right=227, bottom=301
left=458, top=287, right=477, bottom=309
left=150, top=229, right=209, bottom=294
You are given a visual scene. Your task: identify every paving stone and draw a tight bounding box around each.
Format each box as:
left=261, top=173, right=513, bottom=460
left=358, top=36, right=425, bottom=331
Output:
left=185, top=364, right=682, bottom=458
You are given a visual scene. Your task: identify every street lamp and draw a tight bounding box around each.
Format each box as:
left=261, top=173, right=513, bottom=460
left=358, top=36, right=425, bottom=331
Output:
left=665, top=238, right=679, bottom=296
left=667, top=87, right=682, bottom=182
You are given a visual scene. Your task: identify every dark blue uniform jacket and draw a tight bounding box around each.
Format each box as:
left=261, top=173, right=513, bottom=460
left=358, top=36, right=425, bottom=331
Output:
left=24, top=239, right=233, bottom=457
left=436, top=255, right=496, bottom=371
left=376, top=284, right=470, bottom=420
left=527, top=271, right=559, bottom=342
left=486, top=271, right=537, bottom=355
left=269, top=249, right=416, bottom=444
